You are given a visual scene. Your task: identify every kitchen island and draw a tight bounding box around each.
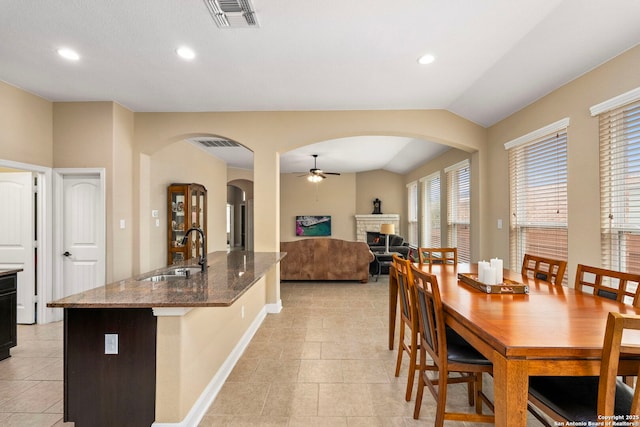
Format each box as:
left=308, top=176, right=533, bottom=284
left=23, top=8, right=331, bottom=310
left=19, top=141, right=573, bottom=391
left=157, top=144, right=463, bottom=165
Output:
left=48, top=250, right=285, bottom=427
left=0, top=268, right=22, bottom=361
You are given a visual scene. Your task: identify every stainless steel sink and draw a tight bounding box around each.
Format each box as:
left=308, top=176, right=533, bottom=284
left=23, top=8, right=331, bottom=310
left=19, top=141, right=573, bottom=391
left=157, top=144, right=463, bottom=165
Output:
left=141, top=274, right=187, bottom=282
left=140, top=266, right=202, bottom=282
left=168, top=267, right=202, bottom=277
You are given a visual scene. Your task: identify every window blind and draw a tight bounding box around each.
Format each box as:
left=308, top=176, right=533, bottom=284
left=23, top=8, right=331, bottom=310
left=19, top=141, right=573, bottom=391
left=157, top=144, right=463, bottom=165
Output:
left=407, top=181, right=418, bottom=246
left=421, top=172, right=441, bottom=247
left=599, top=99, right=640, bottom=274
left=446, top=160, right=470, bottom=263
left=508, top=129, right=568, bottom=283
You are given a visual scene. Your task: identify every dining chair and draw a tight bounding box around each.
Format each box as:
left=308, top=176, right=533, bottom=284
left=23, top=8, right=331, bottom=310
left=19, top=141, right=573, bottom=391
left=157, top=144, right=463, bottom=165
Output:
left=575, top=264, right=640, bottom=306
left=410, top=264, right=494, bottom=425
left=392, top=254, right=419, bottom=401
left=418, top=247, right=458, bottom=265
left=521, top=253, right=567, bottom=286
left=528, top=311, right=640, bottom=425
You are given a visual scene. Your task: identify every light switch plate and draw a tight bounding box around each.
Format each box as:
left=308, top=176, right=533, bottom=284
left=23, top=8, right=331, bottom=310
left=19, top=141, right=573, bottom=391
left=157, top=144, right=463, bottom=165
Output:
left=105, top=333, right=118, bottom=354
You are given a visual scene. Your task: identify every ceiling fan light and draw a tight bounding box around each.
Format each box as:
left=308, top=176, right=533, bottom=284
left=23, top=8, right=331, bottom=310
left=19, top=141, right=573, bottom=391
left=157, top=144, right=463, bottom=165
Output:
left=308, top=175, right=323, bottom=183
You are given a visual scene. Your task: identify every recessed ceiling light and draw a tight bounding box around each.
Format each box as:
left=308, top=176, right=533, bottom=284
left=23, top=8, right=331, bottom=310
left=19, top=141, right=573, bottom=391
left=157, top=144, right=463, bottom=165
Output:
left=176, top=46, right=196, bottom=60
left=417, top=54, right=435, bottom=65
left=57, top=48, right=80, bottom=61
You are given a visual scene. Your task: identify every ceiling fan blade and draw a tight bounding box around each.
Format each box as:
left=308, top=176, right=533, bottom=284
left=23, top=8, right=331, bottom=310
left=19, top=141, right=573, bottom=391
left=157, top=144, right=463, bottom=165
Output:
left=324, top=172, right=341, bottom=175
left=319, top=173, right=327, bottom=178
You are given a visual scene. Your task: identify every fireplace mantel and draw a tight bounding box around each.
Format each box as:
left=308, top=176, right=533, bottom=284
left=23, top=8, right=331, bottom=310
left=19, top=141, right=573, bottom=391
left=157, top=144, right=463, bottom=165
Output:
left=355, top=214, right=400, bottom=242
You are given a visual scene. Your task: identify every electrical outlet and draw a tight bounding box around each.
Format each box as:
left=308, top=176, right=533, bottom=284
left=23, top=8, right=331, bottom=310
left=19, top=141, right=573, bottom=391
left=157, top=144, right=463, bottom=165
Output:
left=152, top=209, right=159, bottom=218
left=105, top=334, right=118, bottom=354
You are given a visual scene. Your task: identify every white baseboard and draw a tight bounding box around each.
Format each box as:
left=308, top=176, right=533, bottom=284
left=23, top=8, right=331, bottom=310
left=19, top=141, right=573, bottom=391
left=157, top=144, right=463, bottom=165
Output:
left=152, top=303, right=271, bottom=427
left=266, top=298, right=282, bottom=314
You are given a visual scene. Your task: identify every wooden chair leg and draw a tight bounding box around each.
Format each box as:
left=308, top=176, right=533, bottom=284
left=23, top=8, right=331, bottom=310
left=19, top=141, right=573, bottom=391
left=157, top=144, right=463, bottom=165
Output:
left=394, top=323, right=405, bottom=377
left=434, top=369, right=449, bottom=427
left=413, top=362, right=426, bottom=420
left=405, top=327, right=418, bottom=401
left=467, top=373, right=475, bottom=406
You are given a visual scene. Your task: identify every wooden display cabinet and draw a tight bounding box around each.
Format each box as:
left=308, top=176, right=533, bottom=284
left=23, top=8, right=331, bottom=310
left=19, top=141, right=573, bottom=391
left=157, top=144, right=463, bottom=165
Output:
left=167, top=183, right=207, bottom=265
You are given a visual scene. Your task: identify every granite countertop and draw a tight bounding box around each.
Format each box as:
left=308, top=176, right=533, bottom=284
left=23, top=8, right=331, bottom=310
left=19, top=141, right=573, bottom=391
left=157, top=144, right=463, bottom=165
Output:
left=0, top=269, right=23, bottom=278
left=47, top=251, right=286, bottom=308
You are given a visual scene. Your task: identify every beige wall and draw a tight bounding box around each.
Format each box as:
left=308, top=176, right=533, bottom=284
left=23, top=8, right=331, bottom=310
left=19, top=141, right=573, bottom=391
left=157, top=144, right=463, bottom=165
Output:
left=134, top=110, right=485, bottom=258
left=356, top=169, right=405, bottom=225
left=0, top=85, right=487, bottom=273
left=112, top=103, right=135, bottom=280
left=53, top=102, right=118, bottom=280
left=148, top=140, right=228, bottom=271
left=486, top=44, right=640, bottom=282
left=0, top=81, right=53, bottom=167
left=280, top=172, right=357, bottom=241
left=155, top=275, right=268, bottom=422
left=52, top=101, right=137, bottom=282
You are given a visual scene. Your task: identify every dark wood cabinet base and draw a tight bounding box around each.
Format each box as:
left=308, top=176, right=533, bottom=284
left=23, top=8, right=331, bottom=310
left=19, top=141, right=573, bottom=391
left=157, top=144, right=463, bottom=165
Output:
left=0, top=273, right=18, bottom=360
left=64, top=308, right=157, bottom=426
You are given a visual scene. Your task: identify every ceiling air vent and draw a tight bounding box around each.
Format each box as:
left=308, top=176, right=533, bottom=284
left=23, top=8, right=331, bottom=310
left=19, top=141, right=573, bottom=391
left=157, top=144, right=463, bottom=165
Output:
left=203, top=0, right=259, bottom=28
left=194, top=138, right=241, bottom=148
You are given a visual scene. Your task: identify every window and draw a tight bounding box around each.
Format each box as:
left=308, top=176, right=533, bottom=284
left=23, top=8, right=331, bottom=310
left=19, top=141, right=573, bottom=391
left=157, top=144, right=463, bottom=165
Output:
left=420, top=172, right=441, bottom=247
left=407, top=181, right=418, bottom=247
left=446, top=160, right=470, bottom=263
left=505, top=119, right=568, bottom=280
left=594, top=93, right=640, bottom=274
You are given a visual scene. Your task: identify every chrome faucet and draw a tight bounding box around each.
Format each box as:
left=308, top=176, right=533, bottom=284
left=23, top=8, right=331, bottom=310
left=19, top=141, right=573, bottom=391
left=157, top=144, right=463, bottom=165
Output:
left=181, top=227, right=207, bottom=272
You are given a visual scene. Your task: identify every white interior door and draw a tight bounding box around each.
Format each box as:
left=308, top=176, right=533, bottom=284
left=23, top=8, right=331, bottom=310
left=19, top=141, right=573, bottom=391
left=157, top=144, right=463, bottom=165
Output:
left=0, top=172, right=35, bottom=324
left=62, top=175, right=105, bottom=296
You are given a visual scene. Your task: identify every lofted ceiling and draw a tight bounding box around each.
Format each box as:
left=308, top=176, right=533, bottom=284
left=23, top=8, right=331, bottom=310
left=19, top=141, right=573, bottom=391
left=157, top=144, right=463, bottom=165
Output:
left=2, top=0, right=639, bottom=174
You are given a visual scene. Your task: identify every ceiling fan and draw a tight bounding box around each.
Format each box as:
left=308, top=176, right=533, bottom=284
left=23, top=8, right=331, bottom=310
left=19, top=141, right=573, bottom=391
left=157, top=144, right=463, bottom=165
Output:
left=299, top=154, right=341, bottom=182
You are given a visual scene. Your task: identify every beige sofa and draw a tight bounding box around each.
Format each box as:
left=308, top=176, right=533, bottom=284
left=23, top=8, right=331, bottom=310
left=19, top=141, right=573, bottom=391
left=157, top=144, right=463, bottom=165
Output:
left=280, top=238, right=375, bottom=283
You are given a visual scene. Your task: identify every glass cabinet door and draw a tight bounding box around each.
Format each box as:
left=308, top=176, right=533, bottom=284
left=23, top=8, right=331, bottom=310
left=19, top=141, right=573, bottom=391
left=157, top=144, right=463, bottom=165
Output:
left=167, top=183, right=207, bottom=265
left=169, top=189, right=186, bottom=264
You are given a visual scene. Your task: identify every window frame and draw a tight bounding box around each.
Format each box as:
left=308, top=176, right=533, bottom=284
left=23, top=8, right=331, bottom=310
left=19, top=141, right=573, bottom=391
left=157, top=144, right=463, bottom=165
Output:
left=420, top=171, right=441, bottom=248
left=445, top=159, right=471, bottom=263
left=504, top=118, right=569, bottom=280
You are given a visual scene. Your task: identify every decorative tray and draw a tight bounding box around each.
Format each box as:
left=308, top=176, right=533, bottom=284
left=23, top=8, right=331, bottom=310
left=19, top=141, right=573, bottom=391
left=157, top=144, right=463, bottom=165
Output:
left=458, top=273, right=529, bottom=294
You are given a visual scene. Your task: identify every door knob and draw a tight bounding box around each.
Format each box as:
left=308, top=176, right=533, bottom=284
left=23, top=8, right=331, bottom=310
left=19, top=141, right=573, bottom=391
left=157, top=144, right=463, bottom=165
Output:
left=63, top=251, right=72, bottom=257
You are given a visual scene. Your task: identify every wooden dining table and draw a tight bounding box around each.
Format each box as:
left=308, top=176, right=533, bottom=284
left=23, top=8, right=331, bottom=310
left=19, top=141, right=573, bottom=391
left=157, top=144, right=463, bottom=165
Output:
left=388, top=262, right=640, bottom=426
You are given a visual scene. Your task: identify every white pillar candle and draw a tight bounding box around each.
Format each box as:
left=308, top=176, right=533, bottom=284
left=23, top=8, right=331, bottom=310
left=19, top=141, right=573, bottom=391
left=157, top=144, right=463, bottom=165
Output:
left=478, top=261, right=489, bottom=283
left=491, top=258, right=503, bottom=284
left=488, top=267, right=497, bottom=285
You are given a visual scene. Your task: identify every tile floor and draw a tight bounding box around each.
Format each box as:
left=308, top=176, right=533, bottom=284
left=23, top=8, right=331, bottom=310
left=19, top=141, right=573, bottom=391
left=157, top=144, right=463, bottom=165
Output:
left=0, top=320, right=70, bottom=426
left=1, top=276, right=547, bottom=426
left=199, top=278, right=546, bottom=426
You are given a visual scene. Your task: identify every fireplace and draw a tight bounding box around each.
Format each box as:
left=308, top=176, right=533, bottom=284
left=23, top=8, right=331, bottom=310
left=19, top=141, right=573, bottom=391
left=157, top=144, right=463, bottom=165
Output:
left=354, top=214, right=400, bottom=242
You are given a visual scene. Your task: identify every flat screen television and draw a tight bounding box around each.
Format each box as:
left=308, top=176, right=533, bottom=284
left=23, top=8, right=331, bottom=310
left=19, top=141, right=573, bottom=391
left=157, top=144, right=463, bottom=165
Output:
left=295, top=215, right=331, bottom=236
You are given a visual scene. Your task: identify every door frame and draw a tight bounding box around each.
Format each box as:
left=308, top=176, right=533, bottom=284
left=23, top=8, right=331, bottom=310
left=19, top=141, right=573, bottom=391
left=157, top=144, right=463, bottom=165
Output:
left=0, top=159, right=52, bottom=324
left=52, top=168, right=106, bottom=322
